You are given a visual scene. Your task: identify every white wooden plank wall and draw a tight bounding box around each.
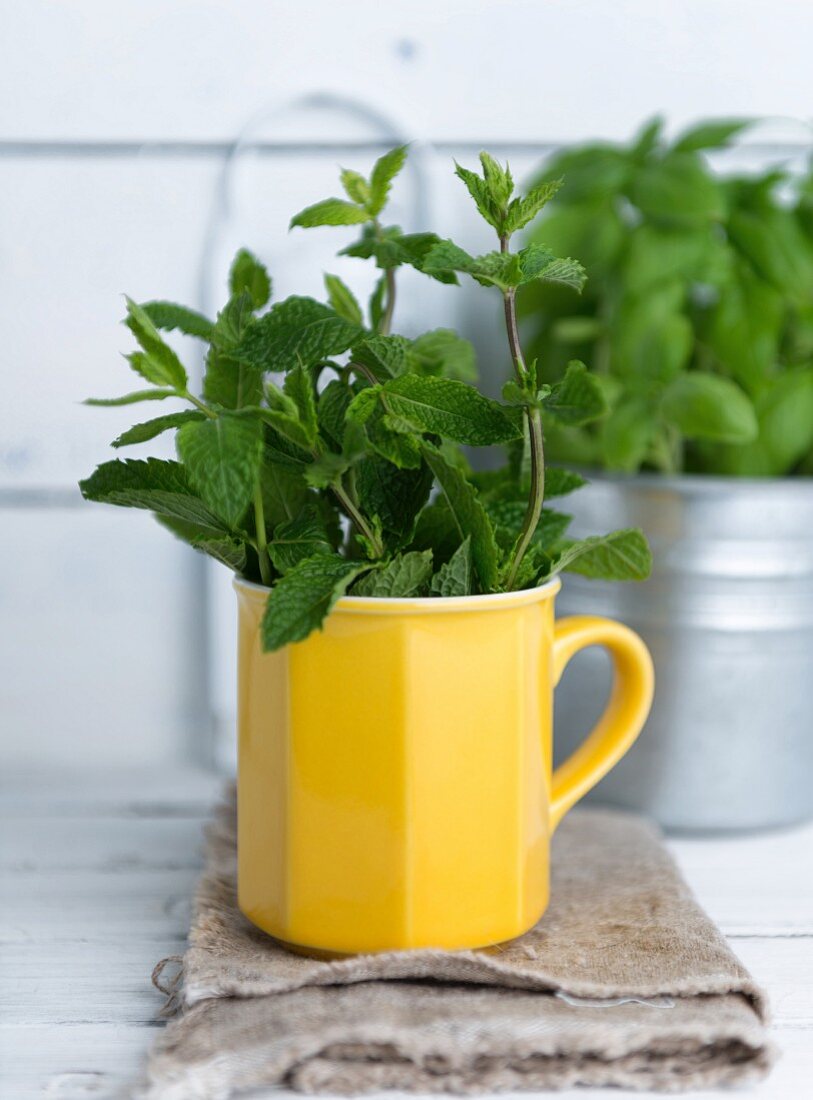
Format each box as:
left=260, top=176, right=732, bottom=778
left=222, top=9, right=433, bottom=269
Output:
left=1, top=1, right=812, bottom=772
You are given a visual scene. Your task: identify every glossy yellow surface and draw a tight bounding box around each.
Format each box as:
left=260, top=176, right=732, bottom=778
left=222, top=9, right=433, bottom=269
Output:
left=236, top=577, right=654, bottom=955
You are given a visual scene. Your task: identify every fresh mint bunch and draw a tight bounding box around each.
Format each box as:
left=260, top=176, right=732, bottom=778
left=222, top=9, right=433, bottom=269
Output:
left=520, top=117, right=813, bottom=475
left=80, top=147, right=651, bottom=652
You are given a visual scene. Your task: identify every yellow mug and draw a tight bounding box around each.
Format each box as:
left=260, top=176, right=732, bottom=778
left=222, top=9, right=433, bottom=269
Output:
left=235, top=576, right=654, bottom=955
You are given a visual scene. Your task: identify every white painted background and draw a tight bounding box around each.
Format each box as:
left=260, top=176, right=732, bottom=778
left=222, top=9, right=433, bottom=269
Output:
left=2, top=0, right=812, bottom=773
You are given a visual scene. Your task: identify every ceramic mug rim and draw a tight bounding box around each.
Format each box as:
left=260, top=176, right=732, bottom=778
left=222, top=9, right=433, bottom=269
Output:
left=234, top=573, right=562, bottom=615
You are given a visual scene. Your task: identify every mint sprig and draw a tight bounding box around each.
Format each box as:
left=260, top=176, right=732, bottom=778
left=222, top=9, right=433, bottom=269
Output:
left=81, top=147, right=651, bottom=652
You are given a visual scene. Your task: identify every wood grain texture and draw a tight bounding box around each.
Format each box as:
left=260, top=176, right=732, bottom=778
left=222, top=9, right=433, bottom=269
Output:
left=0, top=771, right=810, bottom=1099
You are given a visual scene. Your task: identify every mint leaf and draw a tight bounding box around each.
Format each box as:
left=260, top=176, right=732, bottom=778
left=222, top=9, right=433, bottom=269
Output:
left=229, top=249, right=271, bottom=309
left=340, top=168, right=370, bottom=205
left=552, top=528, right=652, bottom=581
left=353, top=334, right=410, bottom=380
left=157, top=515, right=248, bottom=572
left=269, top=512, right=333, bottom=574
left=367, top=413, right=423, bottom=469
left=632, top=152, right=725, bottom=225
left=124, top=298, right=188, bottom=391
left=518, top=247, right=587, bottom=291
left=85, top=389, right=179, bottom=407
left=341, top=226, right=457, bottom=283
left=351, top=550, right=433, bottom=597
left=234, top=297, right=364, bottom=373
left=283, top=364, right=319, bottom=447
left=504, top=179, right=563, bottom=235
left=324, top=274, right=363, bottom=325
left=259, top=462, right=308, bottom=528
left=203, top=292, right=263, bottom=410
left=260, top=553, right=371, bottom=651
left=421, top=444, right=499, bottom=591
left=356, top=456, right=433, bottom=550
left=543, top=467, right=587, bottom=498
left=673, top=119, right=750, bottom=153
left=177, top=414, right=263, bottom=527
left=111, top=410, right=205, bottom=448
left=488, top=501, right=571, bottom=552
left=544, top=361, right=608, bottom=426
left=318, top=379, right=355, bottom=448
left=142, top=301, right=214, bottom=340
left=661, top=373, right=758, bottom=442
left=368, top=145, right=408, bottom=216
left=290, top=198, right=368, bottom=229
left=406, top=330, right=476, bottom=382
left=423, top=240, right=519, bottom=290
left=79, top=458, right=224, bottom=530
left=430, top=537, right=471, bottom=596
left=380, top=375, right=520, bottom=446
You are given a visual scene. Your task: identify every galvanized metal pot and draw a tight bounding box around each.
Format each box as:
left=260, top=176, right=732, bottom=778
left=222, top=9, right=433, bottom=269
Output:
left=554, top=473, right=813, bottom=833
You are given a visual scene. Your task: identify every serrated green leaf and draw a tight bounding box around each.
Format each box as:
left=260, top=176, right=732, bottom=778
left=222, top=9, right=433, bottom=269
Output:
left=504, top=178, right=563, bottom=235
left=156, top=515, right=248, bottom=572
left=368, top=145, right=408, bottom=216
left=381, top=375, right=520, bottom=445
left=290, top=198, right=368, bottom=229
left=351, top=550, right=433, bottom=597
left=488, top=501, right=571, bottom=552
left=283, top=364, right=318, bottom=446
left=454, top=161, right=502, bottom=231
left=79, top=458, right=225, bottom=530
left=353, top=334, right=410, bottom=380
left=324, top=273, right=363, bottom=325
left=142, top=301, right=214, bottom=340
left=356, top=456, right=433, bottom=550
left=518, top=247, right=587, bottom=291
left=544, top=362, right=608, bottom=426
left=661, top=373, right=758, bottom=442
left=229, top=249, right=271, bottom=309
left=84, top=389, right=179, bottom=407
left=124, top=297, right=188, bottom=391
left=406, top=329, right=476, bottom=381
left=177, top=414, right=263, bottom=527
left=340, top=168, right=370, bottom=205
left=260, top=553, right=371, bottom=651
left=259, top=462, right=309, bottom=528
left=111, top=410, right=205, bottom=448
left=268, top=512, right=333, bottom=574
left=430, top=537, right=472, bottom=596
left=340, top=224, right=458, bottom=283
left=204, top=292, right=264, bottom=410
left=552, top=528, right=652, bottom=581
left=420, top=444, right=499, bottom=591
left=423, top=240, right=520, bottom=290
left=367, top=414, right=423, bottom=469
left=234, top=296, right=364, bottom=373
left=317, top=379, right=355, bottom=448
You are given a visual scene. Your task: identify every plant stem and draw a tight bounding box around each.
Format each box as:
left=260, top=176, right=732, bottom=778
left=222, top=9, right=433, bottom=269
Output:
left=373, top=219, right=396, bottom=335
left=500, top=235, right=546, bottom=592
left=183, top=391, right=217, bottom=419
left=331, top=478, right=384, bottom=558
left=381, top=268, right=396, bottom=335
left=252, top=482, right=272, bottom=586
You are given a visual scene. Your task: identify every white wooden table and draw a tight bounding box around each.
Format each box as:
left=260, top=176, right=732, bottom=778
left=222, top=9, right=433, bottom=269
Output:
left=2, top=769, right=811, bottom=1100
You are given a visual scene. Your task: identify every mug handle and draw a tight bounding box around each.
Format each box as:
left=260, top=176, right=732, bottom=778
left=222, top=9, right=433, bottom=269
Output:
left=550, top=616, right=654, bottom=832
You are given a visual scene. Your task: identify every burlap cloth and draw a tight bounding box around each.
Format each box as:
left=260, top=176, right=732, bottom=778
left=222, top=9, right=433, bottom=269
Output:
left=142, top=791, right=775, bottom=1097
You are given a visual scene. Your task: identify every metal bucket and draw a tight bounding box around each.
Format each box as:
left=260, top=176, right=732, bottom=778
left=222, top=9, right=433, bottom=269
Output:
left=554, top=473, right=813, bottom=833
